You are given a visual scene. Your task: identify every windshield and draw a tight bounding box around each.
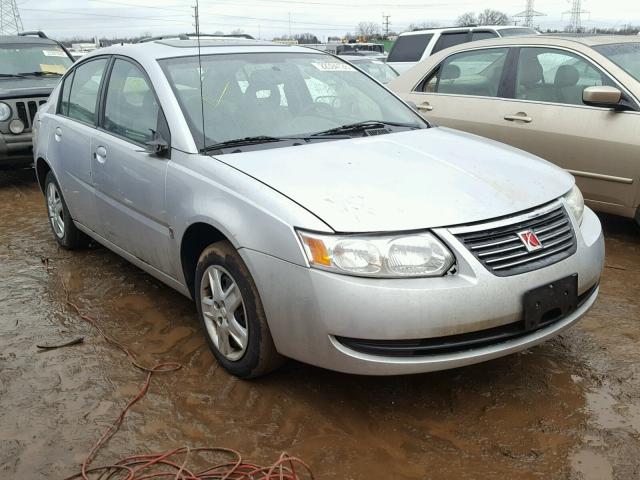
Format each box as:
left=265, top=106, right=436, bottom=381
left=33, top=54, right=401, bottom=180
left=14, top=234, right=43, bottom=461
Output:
left=0, top=43, right=72, bottom=76
left=499, top=28, right=538, bottom=37
left=593, top=42, right=640, bottom=82
left=159, top=52, right=425, bottom=150
left=351, top=59, right=399, bottom=84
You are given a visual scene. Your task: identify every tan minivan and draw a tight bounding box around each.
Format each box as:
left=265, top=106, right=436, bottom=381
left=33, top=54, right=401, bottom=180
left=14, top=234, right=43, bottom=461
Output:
left=390, top=36, right=640, bottom=223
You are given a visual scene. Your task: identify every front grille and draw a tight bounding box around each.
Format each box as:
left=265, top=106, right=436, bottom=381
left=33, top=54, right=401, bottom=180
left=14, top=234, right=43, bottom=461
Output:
left=9, top=98, right=47, bottom=131
left=453, top=204, right=577, bottom=277
left=336, top=282, right=598, bottom=357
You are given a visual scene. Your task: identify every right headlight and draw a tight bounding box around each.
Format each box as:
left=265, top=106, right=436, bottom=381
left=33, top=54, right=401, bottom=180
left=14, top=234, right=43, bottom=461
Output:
left=297, top=230, right=455, bottom=278
left=563, top=185, right=584, bottom=226
left=0, top=102, right=11, bottom=122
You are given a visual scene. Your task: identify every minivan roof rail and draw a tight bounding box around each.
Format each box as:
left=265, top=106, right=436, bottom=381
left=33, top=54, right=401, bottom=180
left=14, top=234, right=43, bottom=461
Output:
left=411, top=25, right=478, bottom=31
left=18, top=31, right=49, bottom=39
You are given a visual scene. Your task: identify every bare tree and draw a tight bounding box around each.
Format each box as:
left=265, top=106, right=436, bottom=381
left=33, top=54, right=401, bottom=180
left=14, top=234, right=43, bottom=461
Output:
left=477, top=9, right=510, bottom=25
left=456, top=12, right=477, bottom=27
left=294, top=32, right=319, bottom=44
left=357, top=22, right=381, bottom=40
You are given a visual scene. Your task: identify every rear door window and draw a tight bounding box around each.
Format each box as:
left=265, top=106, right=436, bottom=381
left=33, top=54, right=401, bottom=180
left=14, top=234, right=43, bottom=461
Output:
left=432, top=31, right=470, bottom=54
left=66, top=58, right=108, bottom=125
left=472, top=31, right=498, bottom=41
left=387, top=34, right=433, bottom=62
left=419, top=48, right=509, bottom=97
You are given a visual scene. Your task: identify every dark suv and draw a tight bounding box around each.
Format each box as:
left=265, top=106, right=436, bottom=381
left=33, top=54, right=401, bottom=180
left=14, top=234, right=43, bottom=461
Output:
left=0, top=32, right=74, bottom=167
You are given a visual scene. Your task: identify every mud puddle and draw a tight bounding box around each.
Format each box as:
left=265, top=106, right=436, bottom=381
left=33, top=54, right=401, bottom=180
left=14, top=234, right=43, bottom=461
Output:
left=1, top=169, right=639, bottom=479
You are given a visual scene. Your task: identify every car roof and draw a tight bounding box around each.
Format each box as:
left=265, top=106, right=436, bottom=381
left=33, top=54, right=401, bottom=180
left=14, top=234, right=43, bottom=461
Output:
left=81, top=38, right=324, bottom=62
left=432, top=34, right=640, bottom=50
left=0, top=35, right=58, bottom=45
left=399, top=25, right=534, bottom=36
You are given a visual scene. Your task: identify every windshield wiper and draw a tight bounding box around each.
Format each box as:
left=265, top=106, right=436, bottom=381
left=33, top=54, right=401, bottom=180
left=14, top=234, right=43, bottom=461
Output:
left=202, top=134, right=349, bottom=153
left=0, top=73, right=27, bottom=78
left=310, top=120, right=422, bottom=137
left=17, top=71, right=63, bottom=77
left=202, top=136, right=298, bottom=152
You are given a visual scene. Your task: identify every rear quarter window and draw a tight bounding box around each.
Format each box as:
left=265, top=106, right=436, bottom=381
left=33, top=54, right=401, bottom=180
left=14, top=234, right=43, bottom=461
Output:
left=432, top=32, right=470, bottom=54
left=387, top=34, right=434, bottom=62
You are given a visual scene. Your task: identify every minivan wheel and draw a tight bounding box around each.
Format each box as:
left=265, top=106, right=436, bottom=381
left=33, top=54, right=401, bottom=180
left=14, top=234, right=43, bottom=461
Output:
left=195, top=241, right=284, bottom=378
left=44, top=171, right=89, bottom=249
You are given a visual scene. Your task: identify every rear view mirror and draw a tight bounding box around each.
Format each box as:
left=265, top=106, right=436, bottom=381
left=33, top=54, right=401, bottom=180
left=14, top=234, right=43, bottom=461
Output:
left=583, top=86, right=623, bottom=109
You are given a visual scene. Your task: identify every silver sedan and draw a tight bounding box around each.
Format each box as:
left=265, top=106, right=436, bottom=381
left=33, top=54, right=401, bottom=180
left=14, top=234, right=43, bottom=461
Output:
left=33, top=38, right=604, bottom=377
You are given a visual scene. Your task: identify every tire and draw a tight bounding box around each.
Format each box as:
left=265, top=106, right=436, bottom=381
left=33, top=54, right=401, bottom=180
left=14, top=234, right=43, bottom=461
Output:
left=195, top=241, right=284, bottom=378
left=44, top=171, right=90, bottom=249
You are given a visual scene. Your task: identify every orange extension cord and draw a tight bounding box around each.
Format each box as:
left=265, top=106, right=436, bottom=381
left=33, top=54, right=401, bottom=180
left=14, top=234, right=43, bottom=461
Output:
left=60, top=281, right=313, bottom=480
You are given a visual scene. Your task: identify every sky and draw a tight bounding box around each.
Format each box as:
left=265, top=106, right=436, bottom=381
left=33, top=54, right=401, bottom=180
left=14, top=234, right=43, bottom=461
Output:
left=14, top=0, right=640, bottom=41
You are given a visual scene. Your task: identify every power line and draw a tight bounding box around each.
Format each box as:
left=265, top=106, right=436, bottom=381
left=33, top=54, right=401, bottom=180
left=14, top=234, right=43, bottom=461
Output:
left=563, top=0, right=589, bottom=33
left=382, top=13, right=391, bottom=36
left=0, top=0, right=23, bottom=34
left=513, top=0, right=545, bottom=28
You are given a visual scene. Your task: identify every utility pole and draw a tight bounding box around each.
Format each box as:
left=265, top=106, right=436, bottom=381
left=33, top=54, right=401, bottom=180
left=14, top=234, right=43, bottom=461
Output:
left=382, top=13, right=391, bottom=38
left=288, top=12, right=291, bottom=39
left=563, top=0, right=589, bottom=33
left=513, top=0, right=545, bottom=28
left=192, top=2, right=200, bottom=37
left=0, top=0, right=23, bottom=35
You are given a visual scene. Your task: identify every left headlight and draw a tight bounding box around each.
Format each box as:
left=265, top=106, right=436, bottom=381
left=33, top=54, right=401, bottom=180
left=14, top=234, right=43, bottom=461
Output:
left=297, top=230, right=455, bottom=278
left=563, top=185, right=584, bottom=226
left=0, top=102, right=11, bottom=122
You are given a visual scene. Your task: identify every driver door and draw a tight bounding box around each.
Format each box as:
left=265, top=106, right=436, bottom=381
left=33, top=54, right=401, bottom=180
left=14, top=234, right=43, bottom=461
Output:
left=91, top=57, right=175, bottom=276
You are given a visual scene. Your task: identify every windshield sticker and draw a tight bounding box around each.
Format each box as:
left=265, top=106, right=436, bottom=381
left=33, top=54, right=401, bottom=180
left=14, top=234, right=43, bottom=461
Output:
left=311, top=62, right=355, bottom=72
left=42, top=49, right=67, bottom=57
left=40, top=64, right=67, bottom=74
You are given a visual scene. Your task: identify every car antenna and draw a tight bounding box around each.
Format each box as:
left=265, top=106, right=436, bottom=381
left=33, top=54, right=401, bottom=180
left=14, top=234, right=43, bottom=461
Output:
left=194, top=0, right=205, bottom=151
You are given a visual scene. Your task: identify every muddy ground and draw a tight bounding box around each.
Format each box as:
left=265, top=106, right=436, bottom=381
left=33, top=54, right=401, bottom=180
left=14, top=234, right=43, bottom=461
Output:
left=0, top=168, right=639, bottom=480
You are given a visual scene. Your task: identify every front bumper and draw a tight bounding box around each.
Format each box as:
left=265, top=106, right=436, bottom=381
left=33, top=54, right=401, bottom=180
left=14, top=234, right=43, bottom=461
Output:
left=240, top=206, right=604, bottom=375
left=0, top=131, right=34, bottom=167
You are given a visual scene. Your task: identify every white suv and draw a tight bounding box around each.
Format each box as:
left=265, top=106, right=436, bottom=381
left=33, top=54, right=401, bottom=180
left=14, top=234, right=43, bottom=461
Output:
left=387, top=26, right=537, bottom=73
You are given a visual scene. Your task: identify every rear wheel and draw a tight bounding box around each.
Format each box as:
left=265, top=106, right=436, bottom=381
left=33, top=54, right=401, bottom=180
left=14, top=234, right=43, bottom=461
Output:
left=195, top=241, right=283, bottom=378
left=44, top=171, right=90, bottom=249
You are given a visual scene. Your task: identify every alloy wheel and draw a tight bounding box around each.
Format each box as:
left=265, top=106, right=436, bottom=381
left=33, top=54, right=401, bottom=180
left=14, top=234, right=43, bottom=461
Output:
left=46, top=181, right=65, bottom=239
left=200, top=265, right=248, bottom=361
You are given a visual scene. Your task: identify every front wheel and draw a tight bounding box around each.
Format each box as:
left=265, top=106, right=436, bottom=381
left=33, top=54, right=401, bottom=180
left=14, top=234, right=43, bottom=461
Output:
left=44, top=171, right=90, bottom=249
left=195, top=241, right=283, bottom=378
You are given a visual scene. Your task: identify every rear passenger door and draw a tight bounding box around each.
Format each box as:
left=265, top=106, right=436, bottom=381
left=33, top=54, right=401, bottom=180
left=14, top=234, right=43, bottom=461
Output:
left=48, top=57, right=109, bottom=231
left=91, top=57, right=175, bottom=276
left=403, top=47, right=515, bottom=142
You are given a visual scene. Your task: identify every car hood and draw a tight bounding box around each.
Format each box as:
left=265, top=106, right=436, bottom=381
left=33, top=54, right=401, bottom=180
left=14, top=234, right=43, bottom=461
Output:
left=0, top=78, right=58, bottom=98
left=215, top=128, right=574, bottom=232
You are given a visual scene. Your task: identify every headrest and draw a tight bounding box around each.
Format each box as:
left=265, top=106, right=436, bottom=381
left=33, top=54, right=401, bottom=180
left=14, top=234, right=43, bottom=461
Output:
left=441, top=64, right=461, bottom=81
left=554, top=65, right=580, bottom=88
left=519, top=57, right=543, bottom=86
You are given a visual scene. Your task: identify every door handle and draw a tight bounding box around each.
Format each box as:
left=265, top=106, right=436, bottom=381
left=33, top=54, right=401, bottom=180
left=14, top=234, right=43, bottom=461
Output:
left=94, top=146, right=107, bottom=164
left=417, top=102, right=433, bottom=112
left=54, top=127, right=62, bottom=141
left=504, top=113, right=532, bottom=123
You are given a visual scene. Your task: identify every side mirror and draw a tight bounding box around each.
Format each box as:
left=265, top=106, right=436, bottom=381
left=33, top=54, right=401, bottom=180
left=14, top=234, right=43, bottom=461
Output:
left=583, top=86, right=623, bottom=109
left=145, top=129, right=170, bottom=157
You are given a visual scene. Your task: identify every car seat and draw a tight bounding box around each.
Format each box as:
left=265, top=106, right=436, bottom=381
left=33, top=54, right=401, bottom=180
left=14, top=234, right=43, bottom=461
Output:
left=554, top=65, right=581, bottom=105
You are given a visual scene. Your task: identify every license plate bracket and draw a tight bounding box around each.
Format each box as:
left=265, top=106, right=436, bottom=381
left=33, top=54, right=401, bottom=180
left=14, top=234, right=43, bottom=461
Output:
left=523, top=274, right=578, bottom=331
